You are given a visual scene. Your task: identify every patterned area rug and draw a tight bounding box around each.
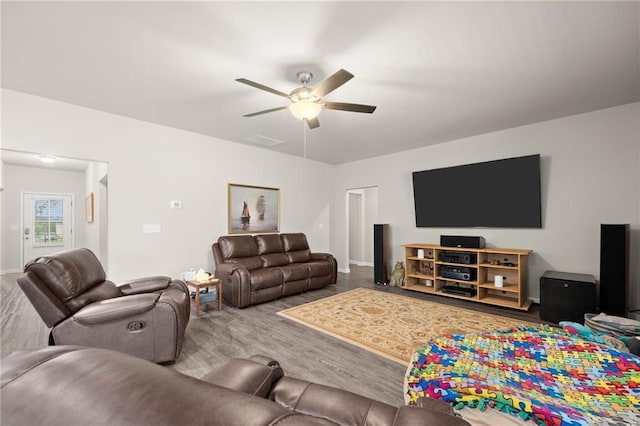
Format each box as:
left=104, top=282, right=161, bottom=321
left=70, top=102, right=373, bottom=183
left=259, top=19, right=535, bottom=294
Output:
left=278, top=287, right=538, bottom=364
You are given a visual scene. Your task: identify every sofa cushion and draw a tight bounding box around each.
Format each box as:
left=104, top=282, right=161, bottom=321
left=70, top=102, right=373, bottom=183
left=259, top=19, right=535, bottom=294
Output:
left=287, top=250, right=310, bottom=263
left=256, top=234, right=285, bottom=254
left=280, top=264, right=309, bottom=282
left=226, top=256, right=264, bottom=271
left=255, top=235, right=290, bottom=267
left=261, top=253, right=290, bottom=268
left=219, top=236, right=263, bottom=271
left=281, top=233, right=310, bottom=251
left=219, top=236, right=259, bottom=259
left=282, top=233, right=311, bottom=263
left=307, top=261, right=333, bottom=278
left=250, top=268, right=284, bottom=291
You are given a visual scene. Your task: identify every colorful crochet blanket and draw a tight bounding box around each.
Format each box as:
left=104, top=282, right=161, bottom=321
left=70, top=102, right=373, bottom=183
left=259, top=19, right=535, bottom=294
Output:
left=406, top=326, right=640, bottom=425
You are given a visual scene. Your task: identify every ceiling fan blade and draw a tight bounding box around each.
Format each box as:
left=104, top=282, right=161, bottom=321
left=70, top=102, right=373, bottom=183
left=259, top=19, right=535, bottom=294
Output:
left=311, top=69, right=354, bottom=98
left=236, top=78, right=290, bottom=98
left=243, top=106, right=288, bottom=117
left=324, top=102, right=377, bottom=113
left=306, top=117, right=320, bottom=129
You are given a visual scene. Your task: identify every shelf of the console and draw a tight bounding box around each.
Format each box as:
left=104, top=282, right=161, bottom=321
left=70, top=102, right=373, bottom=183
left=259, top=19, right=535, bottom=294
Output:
left=482, top=248, right=531, bottom=255
left=405, top=244, right=531, bottom=256
left=436, top=276, right=478, bottom=285
left=479, top=263, right=519, bottom=270
left=436, top=261, right=478, bottom=268
left=407, top=256, right=435, bottom=261
left=435, top=290, right=478, bottom=301
left=407, top=273, right=435, bottom=280
left=480, top=295, right=532, bottom=311
left=402, top=284, right=436, bottom=294
left=478, top=282, right=519, bottom=293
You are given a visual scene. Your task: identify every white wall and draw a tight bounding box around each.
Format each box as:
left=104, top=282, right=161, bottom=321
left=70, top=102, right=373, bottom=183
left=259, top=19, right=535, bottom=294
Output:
left=4, top=89, right=639, bottom=311
left=332, top=103, right=640, bottom=307
left=2, top=89, right=335, bottom=281
left=84, top=161, right=108, bottom=263
left=1, top=164, right=86, bottom=272
left=362, top=187, right=378, bottom=265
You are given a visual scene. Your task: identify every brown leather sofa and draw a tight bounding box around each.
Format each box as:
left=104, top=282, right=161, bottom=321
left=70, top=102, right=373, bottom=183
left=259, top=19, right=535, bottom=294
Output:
left=0, top=346, right=470, bottom=426
left=16, top=248, right=190, bottom=363
left=212, top=233, right=337, bottom=308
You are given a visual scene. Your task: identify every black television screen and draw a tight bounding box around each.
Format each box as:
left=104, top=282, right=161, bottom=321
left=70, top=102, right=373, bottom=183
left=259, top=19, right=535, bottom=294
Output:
left=412, top=154, right=542, bottom=228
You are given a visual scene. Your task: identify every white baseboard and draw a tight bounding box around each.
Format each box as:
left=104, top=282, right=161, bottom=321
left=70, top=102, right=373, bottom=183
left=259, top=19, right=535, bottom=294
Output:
left=1, top=268, right=21, bottom=275
left=348, top=261, right=374, bottom=267
left=529, top=297, right=540, bottom=304
left=338, top=267, right=350, bottom=273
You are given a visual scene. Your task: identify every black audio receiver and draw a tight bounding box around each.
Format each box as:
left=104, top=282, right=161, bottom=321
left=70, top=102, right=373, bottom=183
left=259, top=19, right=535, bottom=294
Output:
left=442, top=286, right=476, bottom=297
left=440, top=265, right=476, bottom=281
left=439, top=251, right=476, bottom=264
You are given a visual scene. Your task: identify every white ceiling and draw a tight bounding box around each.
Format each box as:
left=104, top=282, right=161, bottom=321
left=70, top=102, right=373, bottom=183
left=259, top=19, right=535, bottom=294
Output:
left=2, top=1, right=638, bottom=164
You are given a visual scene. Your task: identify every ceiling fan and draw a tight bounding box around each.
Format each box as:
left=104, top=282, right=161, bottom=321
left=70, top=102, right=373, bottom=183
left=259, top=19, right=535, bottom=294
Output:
left=236, top=69, right=376, bottom=129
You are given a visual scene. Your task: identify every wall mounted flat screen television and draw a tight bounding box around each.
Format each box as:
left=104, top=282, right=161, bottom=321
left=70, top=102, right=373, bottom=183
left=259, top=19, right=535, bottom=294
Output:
left=412, top=154, right=542, bottom=228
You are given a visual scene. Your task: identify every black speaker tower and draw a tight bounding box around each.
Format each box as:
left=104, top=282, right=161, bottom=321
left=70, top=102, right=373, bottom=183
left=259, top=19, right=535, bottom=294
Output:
left=374, top=224, right=389, bottom=285
left=599, top=224, right=630, bottom=317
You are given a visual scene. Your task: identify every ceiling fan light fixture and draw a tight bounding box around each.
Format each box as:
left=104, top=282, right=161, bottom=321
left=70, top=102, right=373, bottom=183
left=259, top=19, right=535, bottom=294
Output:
left=38, top=155, right=57, bottom=164
left=289, top=101, right=322, bottom=120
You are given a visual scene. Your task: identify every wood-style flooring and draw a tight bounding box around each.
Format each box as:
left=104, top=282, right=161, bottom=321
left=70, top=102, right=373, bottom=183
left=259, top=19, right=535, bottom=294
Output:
left=0, top=265, right=540, bottom=406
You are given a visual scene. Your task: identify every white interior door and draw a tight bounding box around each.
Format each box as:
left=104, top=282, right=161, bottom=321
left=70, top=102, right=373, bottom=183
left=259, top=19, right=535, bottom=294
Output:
left=23, top=193, right=74, bottom=264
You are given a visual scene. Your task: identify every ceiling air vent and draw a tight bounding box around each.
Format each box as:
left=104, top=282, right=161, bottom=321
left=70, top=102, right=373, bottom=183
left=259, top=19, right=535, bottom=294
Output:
left=246, top=135, right=285, bottom=147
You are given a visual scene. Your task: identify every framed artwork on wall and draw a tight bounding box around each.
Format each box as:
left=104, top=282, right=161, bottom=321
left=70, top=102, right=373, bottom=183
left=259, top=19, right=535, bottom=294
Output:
left=86, top=193, right=94, bottom=223
left=228, top=183, right=279, bottom=234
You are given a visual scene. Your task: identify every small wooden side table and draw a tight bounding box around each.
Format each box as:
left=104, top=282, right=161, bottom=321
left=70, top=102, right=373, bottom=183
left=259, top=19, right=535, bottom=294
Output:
left=186, top=278, right=222, bottom=317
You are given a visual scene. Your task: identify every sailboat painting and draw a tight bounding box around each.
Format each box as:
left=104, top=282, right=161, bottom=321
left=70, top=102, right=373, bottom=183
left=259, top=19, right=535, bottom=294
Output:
left=228, top=184, right=280, bottom=234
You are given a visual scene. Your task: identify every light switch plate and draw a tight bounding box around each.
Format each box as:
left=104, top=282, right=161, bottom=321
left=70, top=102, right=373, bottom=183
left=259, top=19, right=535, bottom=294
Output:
left=143, top=224, right=161, bottom=233
left=170, top=200, right=182, bottom=208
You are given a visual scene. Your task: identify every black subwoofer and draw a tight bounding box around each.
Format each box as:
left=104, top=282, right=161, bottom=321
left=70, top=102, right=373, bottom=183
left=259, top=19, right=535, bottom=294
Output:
left=540, top=271, right=597, bottom=324
left=600, top=224, right=630, bottom=317
left=373, top=224, right=389, bottom=285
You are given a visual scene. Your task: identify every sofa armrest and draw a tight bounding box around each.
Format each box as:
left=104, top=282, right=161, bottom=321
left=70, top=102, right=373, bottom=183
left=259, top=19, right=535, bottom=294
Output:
left=215, top=263, right=252, bottom=308
left=73, top=293, right=160, bottom=325
left=393, top=406, right=470, bottom=426
left=310, top=252, right=338, bottom=284
left=309, top=252, right=331, bottom=261
left=215, top=263, right=245, bottom=276
left=117, top=276, right=171, bottom=295
left=200, top=357, right=283, bottom=398
left=270, top=377, right=470, bottom=426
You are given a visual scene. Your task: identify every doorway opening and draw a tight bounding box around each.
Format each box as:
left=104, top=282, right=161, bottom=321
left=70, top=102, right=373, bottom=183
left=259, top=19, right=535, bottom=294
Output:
left=345, top=186, right=379, bottom=274
left=1, top=149, right=108, bottom=273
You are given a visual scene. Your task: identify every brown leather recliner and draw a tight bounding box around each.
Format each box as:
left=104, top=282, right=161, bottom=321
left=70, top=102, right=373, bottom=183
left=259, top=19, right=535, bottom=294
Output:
left=0, top=346, right=471, bottom=426
left=16, top=248, right=190, bottom=363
